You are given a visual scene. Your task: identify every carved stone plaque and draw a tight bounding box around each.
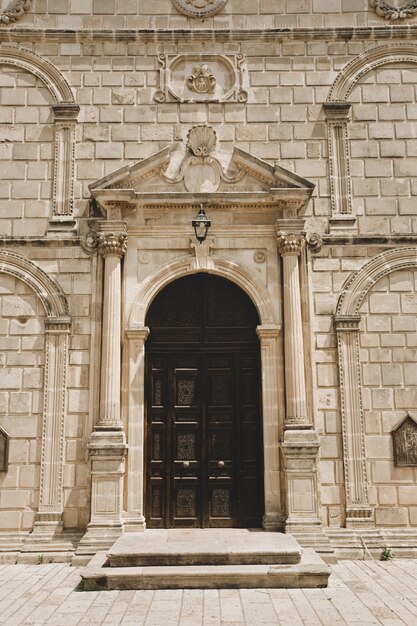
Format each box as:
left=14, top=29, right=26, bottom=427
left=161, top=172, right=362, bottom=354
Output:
left=393, top=414, right=417, bottom=466
left=172, top=0, right=227, bottom=18
left=0, top=0, right=31, bottom=24
left=0, top=427, right=9, bottom=471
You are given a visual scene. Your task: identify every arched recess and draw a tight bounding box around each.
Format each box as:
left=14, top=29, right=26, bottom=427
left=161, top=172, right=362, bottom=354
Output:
left=324, top=44, right=417, bottom=224
left=128, top=256, right=276, bottom=328
left=334, top=248, right=417, bottom=527
left=0, top=46, right=74, bottom=103
left=124, top=255, right=283, bottom=532
left=0, top=46, right=79, bottom=225
left=0, top=251, right=71, bottom=531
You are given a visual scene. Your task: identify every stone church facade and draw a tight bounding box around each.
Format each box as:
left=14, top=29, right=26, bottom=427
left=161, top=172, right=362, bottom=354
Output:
left=0, top=0, right=416, bottom=563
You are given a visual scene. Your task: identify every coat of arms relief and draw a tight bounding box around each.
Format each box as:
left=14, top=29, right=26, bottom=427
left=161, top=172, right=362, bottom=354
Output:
left=370, top=0, right=417, bottom=19
left=0, top=0, right=31, bottom=24
left=172, top=0, right=227, bottom=18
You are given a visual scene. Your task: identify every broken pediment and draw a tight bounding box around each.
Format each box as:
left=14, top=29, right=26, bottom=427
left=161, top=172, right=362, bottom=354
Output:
left=90, top=125, right=315, bottom=216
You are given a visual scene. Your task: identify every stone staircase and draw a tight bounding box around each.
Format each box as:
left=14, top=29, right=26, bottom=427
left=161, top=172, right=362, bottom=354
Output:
left=81, top=529, right=330, bottom=590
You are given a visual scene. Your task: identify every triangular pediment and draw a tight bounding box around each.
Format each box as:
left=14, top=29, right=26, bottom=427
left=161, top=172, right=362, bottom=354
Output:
left=90, top=127, right=314, bottom=216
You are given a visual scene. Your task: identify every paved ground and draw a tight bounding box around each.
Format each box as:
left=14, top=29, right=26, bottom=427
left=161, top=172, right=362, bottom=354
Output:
left=0, top=559, right=417, bottom=625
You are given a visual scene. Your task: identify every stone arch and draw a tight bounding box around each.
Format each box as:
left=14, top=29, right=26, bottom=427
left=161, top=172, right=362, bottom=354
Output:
left=0, top=250, right=69, bottom=318
left=328, top=43, right=417, bottom=103
left=128, top=255, right=276, bottom=328
left=337, top=247, right=417, bottom=316
left=334, top=247, right=417, bottom=527
left=0, top=46, right=74, bottom=103
left=0, top=251, right=71, bottom=532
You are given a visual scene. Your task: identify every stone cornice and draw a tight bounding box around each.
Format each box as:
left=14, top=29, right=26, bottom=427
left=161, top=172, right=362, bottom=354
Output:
left=1, top=25, right=417, bottom=43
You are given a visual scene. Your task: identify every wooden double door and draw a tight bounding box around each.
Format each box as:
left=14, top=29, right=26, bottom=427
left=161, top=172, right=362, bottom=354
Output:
left=145, top=274, right=264, bottom=528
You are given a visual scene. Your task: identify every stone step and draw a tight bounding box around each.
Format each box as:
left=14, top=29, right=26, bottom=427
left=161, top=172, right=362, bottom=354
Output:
left=107, top=529, right=303, bottom=567
left=82, top=549, right=330, bottom=591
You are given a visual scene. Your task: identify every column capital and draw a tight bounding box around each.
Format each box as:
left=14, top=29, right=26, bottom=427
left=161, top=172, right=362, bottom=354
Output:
left=52, top=103, right=80, bottom=123
left=277, top=233, right=305, bottom=257
left=98, top=231, right=128, bottom=258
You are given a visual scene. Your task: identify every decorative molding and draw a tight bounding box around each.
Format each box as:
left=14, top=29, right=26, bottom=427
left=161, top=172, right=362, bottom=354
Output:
left=128, top=255, right=276, bottom=329
left=154, top=53, right=247, bottom=103
left=0, top=46, right=75, bottom=103
left=172, top=0, right=227, bottom=18
left=51, top=104, right=80, bottom=224
left=336, top=247, right=417, bottom=316
left=0, top=0, right=30, bottom=25
left=371, top=0, right=417, bottom=20
left=0, top=250, right=69, bottom=317
left=328, top=43, right=417, bottom=102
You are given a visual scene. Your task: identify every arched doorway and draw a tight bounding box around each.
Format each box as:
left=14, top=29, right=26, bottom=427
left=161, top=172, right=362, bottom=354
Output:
left=145, top=273, right=264, bottom=528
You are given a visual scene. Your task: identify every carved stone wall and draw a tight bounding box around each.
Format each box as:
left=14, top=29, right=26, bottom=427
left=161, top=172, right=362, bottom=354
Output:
left=0, top=274, right=44, bottom=531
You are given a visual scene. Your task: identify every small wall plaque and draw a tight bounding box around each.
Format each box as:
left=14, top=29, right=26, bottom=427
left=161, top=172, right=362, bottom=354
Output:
left=0, top=426, right=9, bottom=471
left=393, top=413, right=417, bottom=467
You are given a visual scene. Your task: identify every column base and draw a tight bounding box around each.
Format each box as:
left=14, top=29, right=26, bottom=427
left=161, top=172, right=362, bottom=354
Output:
left=346, top=507, right=374, bottom=528
left=18, top=520, right=81, bottom=564
left=124, top=515, right=147, bottom=533
left=72, top=525, right=124, bottom=566
left=262, top=512, right=286, bottom=532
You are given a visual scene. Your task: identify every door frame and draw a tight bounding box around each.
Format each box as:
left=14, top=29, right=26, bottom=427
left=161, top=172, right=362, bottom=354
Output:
left=123, top=257, right=284, bottom=532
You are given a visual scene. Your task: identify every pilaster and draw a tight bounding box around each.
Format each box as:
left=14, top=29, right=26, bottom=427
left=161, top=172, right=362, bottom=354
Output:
left=256, top=324, right=285, bottom=531
left=323, top=102, right=356, bottom=234
left=334, top=314, right=373, bottom=527
left=48, top=103, right=80, bottom=236
left=125, top=327, right=150, bottom=532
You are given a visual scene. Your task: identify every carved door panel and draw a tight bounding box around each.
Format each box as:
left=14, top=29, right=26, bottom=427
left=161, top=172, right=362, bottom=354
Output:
left=145, top=274, right=264, bottom=529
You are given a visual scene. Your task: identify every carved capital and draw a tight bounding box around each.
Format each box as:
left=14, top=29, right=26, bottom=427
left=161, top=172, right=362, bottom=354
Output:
left=323, top=102, right=352, bottom=121
left=334, top=314, right=362, bottom=333
left=52, top=103, right=80, bottom=123
left=97, top=232, right=128, bottom=258
left=277, top=233, right=305, bottom=257
left=44, top=317, right=72, bottom=334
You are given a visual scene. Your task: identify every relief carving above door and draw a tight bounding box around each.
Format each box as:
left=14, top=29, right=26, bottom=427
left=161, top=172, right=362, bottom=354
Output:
left=172, top=0, right=228, bottom=18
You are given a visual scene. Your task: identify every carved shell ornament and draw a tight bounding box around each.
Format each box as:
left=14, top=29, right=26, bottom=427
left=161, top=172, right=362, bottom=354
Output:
left=172, top=0, right=227, bottom=18
left=370, top=0, right=417, bottom=19
left=187, top=124, right=217, bottom=157
left=0, top=0, right=31, bottom=24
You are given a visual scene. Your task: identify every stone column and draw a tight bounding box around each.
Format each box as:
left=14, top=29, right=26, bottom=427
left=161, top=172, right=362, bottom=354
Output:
left=257, top=324, right=285, bottom=531
left=48, top=103, right=80, bottom=235
left=277, top=224, right=335, bottom=560
left=334, top=314, right=373, bottom=527
left=277, top=230, right=310, bottom=430
left=79, top=222, right=128, bottom=558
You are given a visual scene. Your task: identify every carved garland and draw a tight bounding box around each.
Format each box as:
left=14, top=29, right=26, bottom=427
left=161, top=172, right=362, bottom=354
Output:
left=370, top=0, right=417, bottom=20
left=0, top=0, right=31, bottom=24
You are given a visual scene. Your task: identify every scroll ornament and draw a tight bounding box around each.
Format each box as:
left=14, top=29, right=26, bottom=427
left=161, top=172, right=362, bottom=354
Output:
left=370, top=0, right=417, bottom=20
left=0, top=0, right=31, bottom=24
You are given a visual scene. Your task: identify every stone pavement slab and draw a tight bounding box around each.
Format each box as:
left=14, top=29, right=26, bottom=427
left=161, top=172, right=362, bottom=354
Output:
left=0, top=560, right=416, bottom=625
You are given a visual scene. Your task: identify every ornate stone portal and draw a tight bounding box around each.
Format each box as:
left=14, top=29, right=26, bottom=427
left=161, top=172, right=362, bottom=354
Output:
left=172, top=0, right=227, bottom=18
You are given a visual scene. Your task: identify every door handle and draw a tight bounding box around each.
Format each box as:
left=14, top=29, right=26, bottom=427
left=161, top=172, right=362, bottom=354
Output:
left=182, top=461, right=190, bottom=468
left=217, top=460, right=225, bottom=467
